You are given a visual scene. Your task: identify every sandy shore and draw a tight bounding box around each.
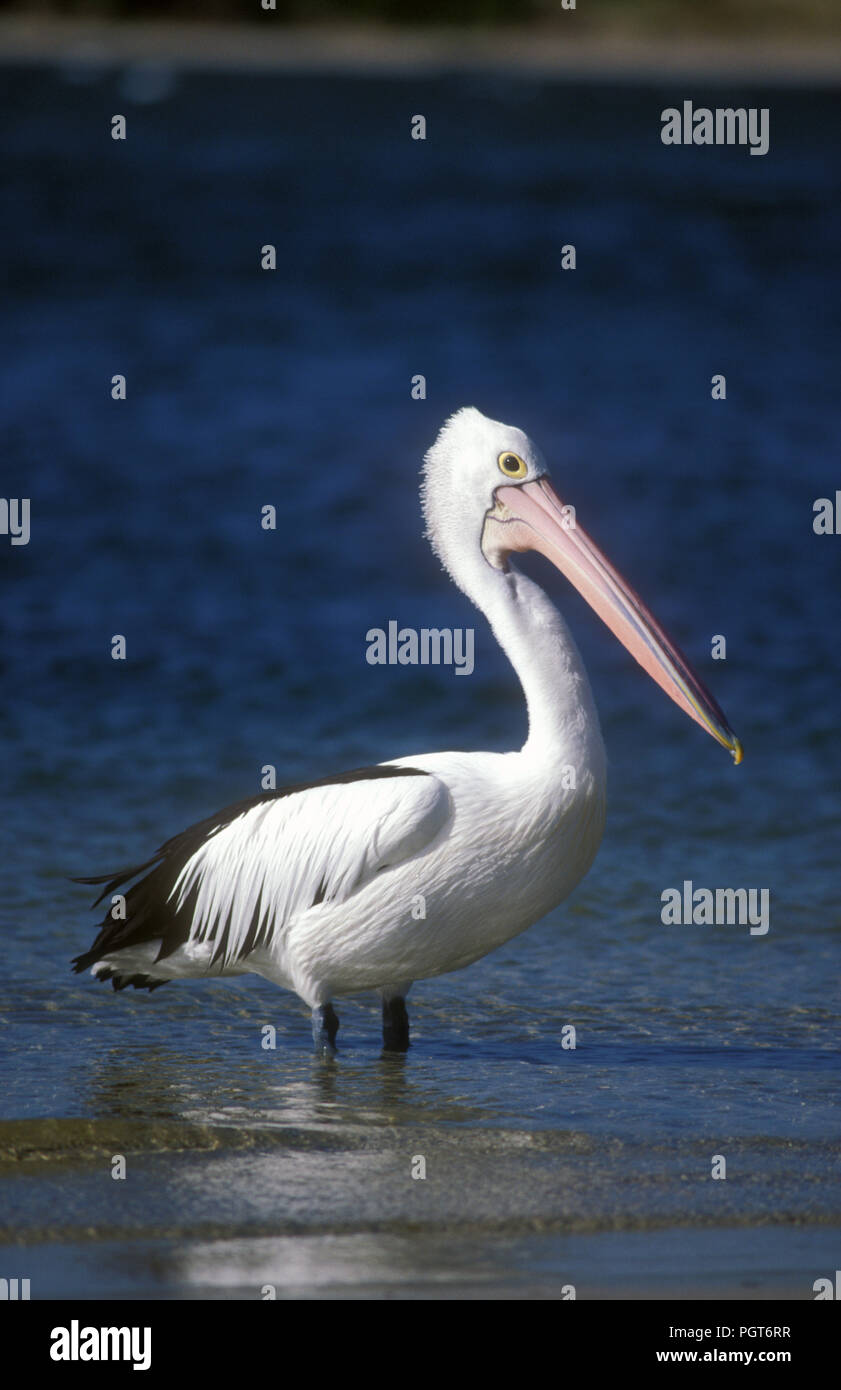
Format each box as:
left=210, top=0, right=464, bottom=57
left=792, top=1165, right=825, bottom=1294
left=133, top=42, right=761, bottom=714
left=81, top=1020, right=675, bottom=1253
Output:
left=0, top=17, right=839, bottom=83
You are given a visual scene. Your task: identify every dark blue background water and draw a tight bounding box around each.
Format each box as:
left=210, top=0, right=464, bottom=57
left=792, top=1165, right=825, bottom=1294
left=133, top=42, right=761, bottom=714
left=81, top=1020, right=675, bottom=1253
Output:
left=1, top=61, right=839, bottom=1297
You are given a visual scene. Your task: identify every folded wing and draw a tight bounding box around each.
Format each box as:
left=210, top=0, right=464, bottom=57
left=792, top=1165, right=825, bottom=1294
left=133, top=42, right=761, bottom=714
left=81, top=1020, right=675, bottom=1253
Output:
left=73, top=765, right=451, bottom=975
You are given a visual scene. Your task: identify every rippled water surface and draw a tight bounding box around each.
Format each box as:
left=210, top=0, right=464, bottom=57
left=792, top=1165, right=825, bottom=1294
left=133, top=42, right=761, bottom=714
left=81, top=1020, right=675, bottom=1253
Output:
left=1, top=62, right=839, bottom=1298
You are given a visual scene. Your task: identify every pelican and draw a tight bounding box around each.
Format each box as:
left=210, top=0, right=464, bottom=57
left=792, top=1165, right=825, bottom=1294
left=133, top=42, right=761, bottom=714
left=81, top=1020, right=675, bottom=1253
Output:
left=73, top=408, right=742, bottom=1053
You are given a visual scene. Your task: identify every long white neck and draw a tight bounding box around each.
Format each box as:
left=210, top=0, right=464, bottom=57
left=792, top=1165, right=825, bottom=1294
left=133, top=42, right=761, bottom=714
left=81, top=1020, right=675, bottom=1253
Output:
left=472, top=561, right=607, bottom=781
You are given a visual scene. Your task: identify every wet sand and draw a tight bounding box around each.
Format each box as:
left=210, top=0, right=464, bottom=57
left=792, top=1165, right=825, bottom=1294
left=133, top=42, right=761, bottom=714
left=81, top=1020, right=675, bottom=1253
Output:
left=0, top=17, right=839, bottom=84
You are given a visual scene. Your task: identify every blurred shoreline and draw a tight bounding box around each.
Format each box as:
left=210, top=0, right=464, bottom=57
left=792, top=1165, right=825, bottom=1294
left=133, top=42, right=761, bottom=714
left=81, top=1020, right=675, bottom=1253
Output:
left=1, top=17, right=840, bottom=83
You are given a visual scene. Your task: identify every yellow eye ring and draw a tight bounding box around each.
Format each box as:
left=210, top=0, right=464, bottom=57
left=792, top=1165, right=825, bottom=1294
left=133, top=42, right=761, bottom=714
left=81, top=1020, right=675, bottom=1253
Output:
left=498, top=451, right=527, bottom=480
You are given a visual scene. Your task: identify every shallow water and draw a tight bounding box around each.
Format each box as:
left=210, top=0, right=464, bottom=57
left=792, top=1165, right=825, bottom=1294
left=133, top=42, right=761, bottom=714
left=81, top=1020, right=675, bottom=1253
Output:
left=1, top=62, right=839, bottom=1298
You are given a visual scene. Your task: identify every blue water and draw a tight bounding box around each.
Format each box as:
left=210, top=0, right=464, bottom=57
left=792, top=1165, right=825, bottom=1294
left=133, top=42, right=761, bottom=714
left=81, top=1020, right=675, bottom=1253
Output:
left=1, top=61, right=839, bottom=1298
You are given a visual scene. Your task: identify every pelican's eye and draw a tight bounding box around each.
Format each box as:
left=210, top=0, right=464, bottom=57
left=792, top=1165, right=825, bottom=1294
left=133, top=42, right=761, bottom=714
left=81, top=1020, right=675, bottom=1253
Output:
left=498, top=451, right=527, bottom=479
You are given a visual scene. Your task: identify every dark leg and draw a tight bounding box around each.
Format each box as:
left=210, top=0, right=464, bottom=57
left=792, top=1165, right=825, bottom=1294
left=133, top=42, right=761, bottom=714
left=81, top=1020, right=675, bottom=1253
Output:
left=312, top=1001, right=339, bottom=1055
left=382, top=996, right=410, bottom=1052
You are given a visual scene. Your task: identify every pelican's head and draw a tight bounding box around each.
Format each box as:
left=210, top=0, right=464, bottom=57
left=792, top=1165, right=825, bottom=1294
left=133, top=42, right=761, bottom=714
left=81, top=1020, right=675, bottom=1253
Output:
left=422, top=406, right=742, bottom=763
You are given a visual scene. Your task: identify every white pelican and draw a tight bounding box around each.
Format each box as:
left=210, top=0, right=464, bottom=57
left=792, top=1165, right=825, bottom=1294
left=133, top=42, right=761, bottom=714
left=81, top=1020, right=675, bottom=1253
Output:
left=73, top=408, right=742, bottom=1053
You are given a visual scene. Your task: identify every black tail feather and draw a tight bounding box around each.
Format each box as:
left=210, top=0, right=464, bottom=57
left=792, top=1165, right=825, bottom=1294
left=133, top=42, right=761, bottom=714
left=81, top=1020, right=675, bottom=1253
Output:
left=75, top=963, right=167, bottom=992
left=70, top=856, right=161, bottom=908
